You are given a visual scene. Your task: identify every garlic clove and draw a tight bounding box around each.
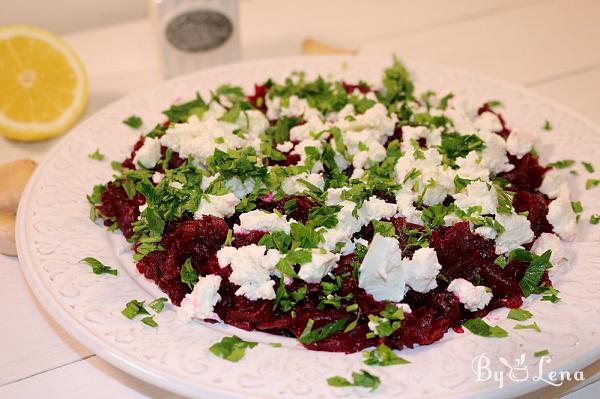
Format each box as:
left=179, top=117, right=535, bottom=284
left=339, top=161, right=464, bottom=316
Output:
left=0, top=211, right=17, bottom=256
left=0, top=159, right=37, bottom=212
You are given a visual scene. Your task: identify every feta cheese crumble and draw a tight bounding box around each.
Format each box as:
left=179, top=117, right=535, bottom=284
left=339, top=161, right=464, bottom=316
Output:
left=217, top=245, right=282, bottom=300
left=298, top=249, right=340, bottom=283
left=547, top=196, right=577, bottom=241
left=236, top=210, right=294, bottom=233
left=358, top=235, right=441, bottom=301
left=194, top=193, right=239, bottom=219
left=358, top=234, right=406, bottom=302
left=447, top=278, right=493, bottom=312
left=134, top=137, right=162, bottom=169
left=177, top=274, right=222, bottom=322
left=494, top=212, right=534, bottom=254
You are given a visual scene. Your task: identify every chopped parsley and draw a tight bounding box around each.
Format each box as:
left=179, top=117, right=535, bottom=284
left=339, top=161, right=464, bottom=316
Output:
left=327, top=370, right=381, bottom=391
left=582, top=161, right=594, bottom=173
left=80, top=257, right=117, bottom=276
left=298, top=317, right=348, bottom=344
left=180, top=258, right=198, bottom=289
left=514, top=322, right=541, bottom=333
left=585, top=179, right=600, bottom=190
left=363, top=344, right=409, bottom=366
left=515, top=249, right=553, bottom=297
left=590, top=214, right=600, bottom=225
left=507, top=309, right=533, bottom=321
left=88, top=149, right=105, bottom=161
left=547, top=159, right=575, bottom=169
left=372, top=220, right=396, bottom=237
left=121, top=299, right=149, bottom=319
left=534, top=349, right=550, bottom=357
left=462, top=318, right=508, bottom=338
left=123, top=115, right=143, bottom=128
left=149, top=297, right=168, bottom=313
left=209, top=335, right=258, bottom=362
left=141, top=316, right=158, bottom=327
left=542, top=120, right=553, bottom=131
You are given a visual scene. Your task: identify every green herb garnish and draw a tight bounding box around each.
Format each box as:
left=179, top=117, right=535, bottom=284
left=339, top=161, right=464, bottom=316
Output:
left=80, top=257, right=117, bottom=276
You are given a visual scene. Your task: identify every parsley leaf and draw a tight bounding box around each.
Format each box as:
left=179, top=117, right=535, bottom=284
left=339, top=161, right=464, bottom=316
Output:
left=372, top=220, right=396, bottom=237
left=590, top=214, right=600, bottom=225
left=149, top=297, right=168, bottom=313
left=298, top=317, right=348, bottom=344
left=519, top=249, right=552, bottom=297
left=547, top=159, right=575, bottom=169
left=438, top=133, right=485, bottom=162
left=571, top=201, right=583, bottom=214
left=141, top=316, right=158, bottom=327
left=209, top=335, right=258, bottom=362
left=534, top=349, right=550, bottom=357
left=542, top=120, right=553, bottom=131
left=123, top=115, right=143, bottom=128
left=122, top=299, right=149, bottom=319
left=180, top=258, right=198, bottom=289
left=507, top=309, right=533, bottom=321
left=80, top=257, right=118, bottom=276
left=585, top=179, right=600, bottom=190
left=582, top=161, right=594, bottom=173
left=463, top=318, right=508, bottom=338
left=88, top=149, right=105, bottom=161
left=363, top=344, right=409, bottom=366
left=514, top=322, right=541, bottom=332
left=327, top=370, right=381, bottom=391
left=163, top=93, right=206, bottom=123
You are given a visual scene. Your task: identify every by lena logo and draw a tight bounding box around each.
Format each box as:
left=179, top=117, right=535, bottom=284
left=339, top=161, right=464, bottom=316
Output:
left=472, top=353, right=585, bottom=388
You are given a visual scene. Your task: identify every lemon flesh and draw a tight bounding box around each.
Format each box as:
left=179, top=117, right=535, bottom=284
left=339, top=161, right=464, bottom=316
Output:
left=0, top=25, right=88, bottom=142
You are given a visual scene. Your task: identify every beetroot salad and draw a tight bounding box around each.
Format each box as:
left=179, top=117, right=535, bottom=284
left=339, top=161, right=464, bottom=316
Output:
left=87, top=59, right=585, bottom=367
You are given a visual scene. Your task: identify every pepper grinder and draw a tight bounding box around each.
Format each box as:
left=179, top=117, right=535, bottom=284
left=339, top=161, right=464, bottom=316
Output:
left=149, top=0, right=240, bottom=79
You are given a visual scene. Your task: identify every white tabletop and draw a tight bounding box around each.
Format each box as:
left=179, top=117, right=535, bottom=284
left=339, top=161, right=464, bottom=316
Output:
left=1, top=1, right=600, bottom=398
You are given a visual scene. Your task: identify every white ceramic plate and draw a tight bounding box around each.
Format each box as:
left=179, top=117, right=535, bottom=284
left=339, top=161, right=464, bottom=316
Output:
left=17, top=56, right=600, bottom=399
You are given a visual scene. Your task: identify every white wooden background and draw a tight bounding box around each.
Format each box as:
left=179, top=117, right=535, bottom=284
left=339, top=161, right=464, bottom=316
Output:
left=1, top=0, right=600, bottom=398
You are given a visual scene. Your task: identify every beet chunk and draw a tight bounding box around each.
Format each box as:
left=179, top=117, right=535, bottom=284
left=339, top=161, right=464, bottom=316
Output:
left=136, top=216, right=229, bottom=305
left=274, top=195, right=319, bottom=224
left=512, top=190, right=553, bottom=237
left=499, top=153, right=549, bottom=192
left=97, top=182, right=145, bottom=239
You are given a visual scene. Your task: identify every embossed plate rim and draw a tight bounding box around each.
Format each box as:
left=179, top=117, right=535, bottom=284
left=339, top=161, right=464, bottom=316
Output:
left=16, top=55, right=600, bottom=399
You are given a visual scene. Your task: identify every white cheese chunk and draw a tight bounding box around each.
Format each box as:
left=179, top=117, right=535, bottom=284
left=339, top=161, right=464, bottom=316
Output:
left=506, top=129, right=539, bottom=159
left=358, top=234, right=406, bottom=302
left=194, top=193, right=239, bottom=219
left=133, top=137, right=162, bottom=169
left=217, top=245, right=282, bottom=300
left=402, top=247, right=441, bottom=293
left=237, top=210, right=293, bottom=233
left=453, top=181, right=498, bottom=215
left=281, top=172, right=325, bottom=195
left=225, top=177, right=255, bottom=199
left=539, top=169, right=570, bottom=199
left=276, top=141, right=294, bottom=153
left=495, top=213, right=534, bottom=254
left=177, top=274, right=222, bottom=322
left=455, top=151, right=491, bottom=181
left=359, top=196, right=397, bottom=222
left=447, top=278, right=493, bottom=312
left=298, top=249, right=340, bottom=283
left=547, top=196, right=577, bottom=241
left=152, top=171, right=165, bottom=184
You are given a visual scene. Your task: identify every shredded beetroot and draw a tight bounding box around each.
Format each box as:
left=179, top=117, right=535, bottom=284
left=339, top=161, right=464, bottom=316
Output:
left=95, top=93, right=560, bottom=354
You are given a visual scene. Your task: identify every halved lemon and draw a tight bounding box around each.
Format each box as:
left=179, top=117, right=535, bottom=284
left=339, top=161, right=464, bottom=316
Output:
left=0, top=25, right=88, bottom=142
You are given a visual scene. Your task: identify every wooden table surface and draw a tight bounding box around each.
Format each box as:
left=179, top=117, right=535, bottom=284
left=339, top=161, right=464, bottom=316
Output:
left=1, top=1, right=599, bottom=397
